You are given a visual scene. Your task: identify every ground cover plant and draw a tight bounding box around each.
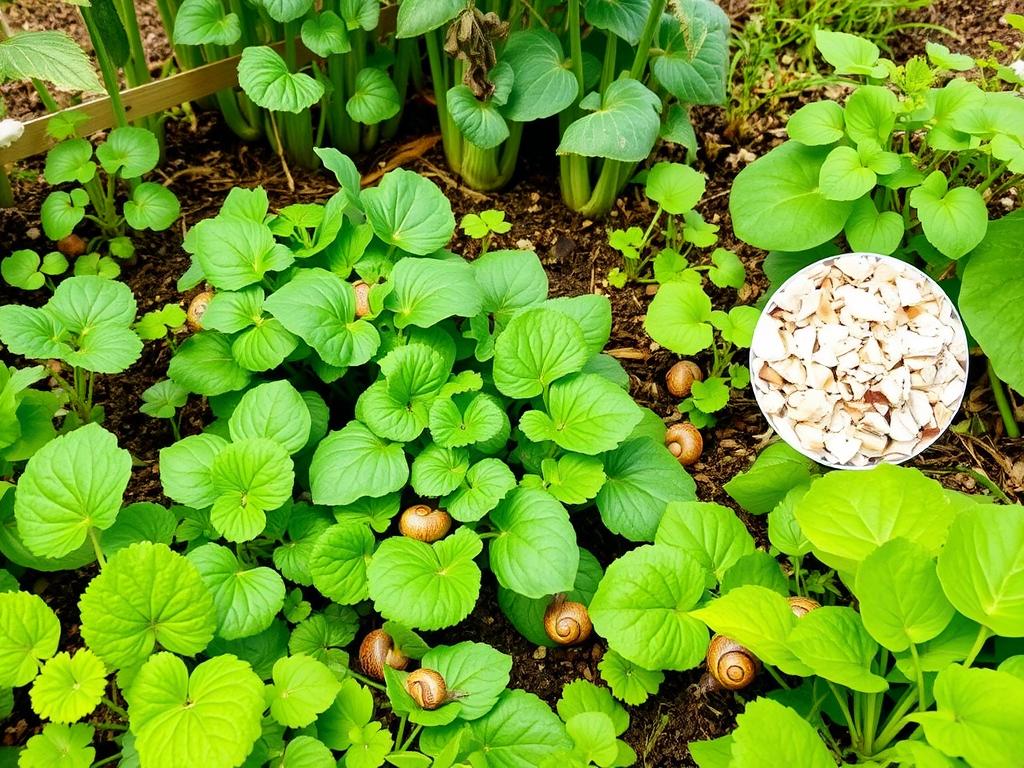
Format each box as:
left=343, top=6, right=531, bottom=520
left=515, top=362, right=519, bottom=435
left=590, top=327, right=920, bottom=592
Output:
left=0, top=0, right=1022, bottom=766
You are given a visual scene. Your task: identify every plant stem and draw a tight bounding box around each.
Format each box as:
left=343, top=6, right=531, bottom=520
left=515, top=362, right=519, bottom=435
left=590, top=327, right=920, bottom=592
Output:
left=628, top=0, right=667, bottom=81
left=763, top=664, right=791, bottom=690
left=909, top=642, right=926, bottom=712
left=963, top=625, right=992, bottom=668
left=400, top=724, right=423, bottom=751
left=347, top=670, right=386, bottom=691
left=977, top=159, right=1011, bottom=194
left=827, top=682, right=861, bottom=747
left=395, top=714, right=406, bottom=747
left=101, top=696, right=128, bottom=719
left=88, top=527, right=106, bottom=568
left=91, top=753, right=123, bottom=768
left=987, top=359, right=1021, bottom=438
left=79, top=7, right=130, bottom=128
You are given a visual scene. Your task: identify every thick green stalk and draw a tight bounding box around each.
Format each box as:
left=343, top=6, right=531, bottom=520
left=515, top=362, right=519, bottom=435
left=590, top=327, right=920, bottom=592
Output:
left=31, top=79, right=59, bottom=111
left=988, top=359, right=1021, bottom=437
left=382, top=37, right=416, bottom=139
left=280, top=20, right=315, bottom=167
left=559, top=0, right=591, bottom=209
left=79, top=7, right=130, bottom=128
left=154, top=0, right=204, bottom=71
left=629, top=0, right=666, bottom=80
left=426, top=29, right=462, bottom=172
left=115, top=0, right=151, bottom=85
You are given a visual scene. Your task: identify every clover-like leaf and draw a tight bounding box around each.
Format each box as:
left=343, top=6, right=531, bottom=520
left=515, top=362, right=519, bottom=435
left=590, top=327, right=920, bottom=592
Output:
left=367, top=527, right=482, bottom=630
left=124, top=182, right=180, bottom=231
left=96, top=126, right=159, bottom=179
left=238, top=45, right=324, bottom=112
left=126, top=652, right=265, bottom=768
left=209, top=438, right=294, bottom=542
left=29, top=649, right=106, bottom=724
left=20, top=723, right=95, bottom=768
left=909, top=170, right=988, bottom=259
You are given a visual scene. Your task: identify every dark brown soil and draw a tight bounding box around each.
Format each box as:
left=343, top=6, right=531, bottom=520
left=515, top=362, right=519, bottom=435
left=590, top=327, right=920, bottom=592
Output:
left=1, top=0, right=1023, bottom=765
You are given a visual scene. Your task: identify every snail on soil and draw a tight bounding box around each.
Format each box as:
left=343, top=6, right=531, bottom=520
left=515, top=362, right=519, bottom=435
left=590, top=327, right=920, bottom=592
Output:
left=186, top=290, right=214, bottom=331
left=399, top=504, right=452, bottom=543
left=405, top=668, right=448, bottom=710
left=703, top=635, right=760, bottom=692
left=358, top=629, right=410, bottom=681
left=665, top=423, right=703, bottom=466
left=544, top=597, right=592, bottom=646
left=666, top=361, right=703, bottom=399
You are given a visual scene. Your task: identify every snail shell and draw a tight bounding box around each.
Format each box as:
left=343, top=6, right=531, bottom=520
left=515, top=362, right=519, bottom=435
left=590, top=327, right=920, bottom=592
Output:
left=358, top=629, right=410, bottom=681
left=405, top=668, right=447, bottom=710
left=186, top=290, right=214, bottom=331
left=544, top=599, right=593, bottom=646
left=707, top=635, right=760, bottom=691
left=666, top=361, right=703, bottom=398
left=353, top=280, right=371, bottom=318
left=665, top=423, right=702, bottom=466
left=399, top=505, right=452, bottom=543
left=57, top=234, right=87, bottom=258
left=788, top=596, right=821, bottom=618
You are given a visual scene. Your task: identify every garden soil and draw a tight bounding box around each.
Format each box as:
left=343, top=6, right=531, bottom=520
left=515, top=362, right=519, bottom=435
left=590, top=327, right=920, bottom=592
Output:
left=1, top=0, right=1022, bottom=764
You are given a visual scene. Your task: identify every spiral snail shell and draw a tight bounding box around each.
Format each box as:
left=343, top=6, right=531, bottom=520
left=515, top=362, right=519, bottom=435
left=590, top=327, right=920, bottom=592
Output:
left=405, top=668, right=448, bottom=710
left=706, top=635, right=760, bottom=691
left=544, top=598, right=593, bottom=646
left=665, top=423, right=703, bottom=466
left=353, top=280, right=371, bottom=318
left=358, top=629, right=410, bottom=681
left=666, top=361, right=703, bottom=399
left=788, top=596, right=821, bottom=618
left=186, top=290, right=214, bottom=331
left=399, top=504, right=452, bottom=543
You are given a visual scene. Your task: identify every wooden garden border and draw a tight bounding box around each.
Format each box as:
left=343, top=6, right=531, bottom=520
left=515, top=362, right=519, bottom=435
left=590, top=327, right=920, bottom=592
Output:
left=0, top=39, right=316, bottom=166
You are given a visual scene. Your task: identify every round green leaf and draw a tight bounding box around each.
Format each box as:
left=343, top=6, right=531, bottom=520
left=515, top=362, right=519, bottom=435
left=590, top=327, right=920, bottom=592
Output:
left=79, top=542, right=217, bottom=669
left=40, top=189, right=88, bottom=240
left=229, top=380, right=311, bottom=454
left=655, top=501, right=756, bottom=584
left=309, top=522, right=374, bottom=605
left=383, top=257, right=482, bottom=328
left=909, top=170, right=988, bottom=259
left=269, top=654, right=342, bottom=728
left=446, top=84, right=509, bottom=149
left=96, top=126, right=159, bottom=179
left=423, top=641, right=511, bottom=720
left=557, top=78, right=661, bottom=162
left=238, top=46, right=324, bottom=112
left=644, top=281, right=713, bottom=355
left=20, top=723, right=94, bottom=768
left=187, top=543, right=286, bottom=640
left=15, top=423, right=130, bottom=559
left=44, top=138, right=94, bottom=185
left=124, top=182, right=180, bottom=231
left=447, top=689, right=571, bottom=764
left=492, top=307, right=589, bottom=399
left=730, top=698, right=836, bottom=768
left=489, top=486, right=578, bottom=599
left=844, top=195, right=905, bottom=254
left=598, top=649, right=664, bottom=706
left=1, top=249, right=44, bottom=290
left=442, top=458, right=517, bottom=523
left=209, top=438, right=294, bottom=542
left=29, top=649, right=106, bottom=724
left=126, top=652, right=265, bottom=768
left=651, top=2, right=729, bottom=105
left=159, top=432, right=228, bottom=508
left=788, top=606, right=888, bottom=692
left=173, top=0, right=241, bottom=45
left=168, top=332, right=252, bottom=396
left=362, top=168, right=455, bottom=255
left=645, top=162, right=706, bottom=215
left=500, top=29, right=578, bottom=122
left=786, top=100, right=845, bottom=145
left=346, top=67, right=400, bottom=124
left=411, top=444, right=470, bottom=497
left=309, top=420, right=409, bottom=506
left=300, top=10, right=349, bottom=56
left=367, top=527, right=482, bottom=630
left=0, top=591, right=59, bottom=687
left=729, top=142, right=855, bottom=251
left=590, top=544, right=708, bottom=671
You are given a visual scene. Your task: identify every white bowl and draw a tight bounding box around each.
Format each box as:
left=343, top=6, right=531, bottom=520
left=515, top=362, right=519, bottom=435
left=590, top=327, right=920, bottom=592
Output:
left=748, top=252, right=969, bottom=470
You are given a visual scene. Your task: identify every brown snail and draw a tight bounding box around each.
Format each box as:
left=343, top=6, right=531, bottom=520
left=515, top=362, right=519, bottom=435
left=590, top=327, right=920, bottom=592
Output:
left=358, top=629, right=410, bottom=681
left=788, top=596, right=821, bottom=618
left=665, top=423, right=702, bottom=466
left=352, top=280, right=371, bottom=318
left=705, top=635, right=760, bottom=692
left=399, top=504, right=452, bottom=543
left=405, top=668, right=448, bottom=710
left=186, top=290, right=214, bottom=331
left=57, top=233, right=87, bottom=258
left=544, top=597, right=592, bottom=646
left=666, top=361, right=703, bottom=398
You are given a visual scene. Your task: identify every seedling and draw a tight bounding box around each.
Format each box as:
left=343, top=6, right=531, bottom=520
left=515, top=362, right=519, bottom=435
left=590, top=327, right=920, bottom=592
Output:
left=461, top=208, right=511, bottom=255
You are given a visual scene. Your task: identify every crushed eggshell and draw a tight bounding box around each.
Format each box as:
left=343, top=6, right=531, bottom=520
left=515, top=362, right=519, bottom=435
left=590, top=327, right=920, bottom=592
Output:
left=750, top=253, right=968, bottom=469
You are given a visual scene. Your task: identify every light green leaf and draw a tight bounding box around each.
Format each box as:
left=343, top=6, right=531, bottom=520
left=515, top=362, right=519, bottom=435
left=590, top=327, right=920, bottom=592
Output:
left=814, top=29, right=886, bottom=76
left=229, top=380, right=311, bottom=455
left=309, top=421, right=409, bottom=506
left=446, top=84, right=509, bottom=149
left=500, top=30, right=578, bottom=122
left=598, top=649, right=664, bottom=706
left=818, top=145, right=876, bottom=201
left=844, top=195, right=905, bottom=255
left=188, top=543, right=286, bottom=640
left=269, top=654, right=342, bottom=728
left=238, top=46, right=324, bottom=112
left=124, top=182, right=180, bottom=231
left=0, top=591, right=59, bottom=687
left=20, top=723, right=94, bottom=768
left=173, top=0, right=241, bottom=45
left=442, top=458, right=517, bottom=523
left=493, top=307, right=589, bottom=398
left=558, top=78, right=661, bottom=162
left=300, top=11, right=349, bottom=56
left=788, top=606, right=888, bottom=692
left=644, top=281, right=713, bottom=355
left=1, top=250, right=44, bottom=290
left=40, top=188, right=88, bottom=240
left=395, top=0, right=462, bottom=37
left=0, top=30, right=101, bottom=92
left=589, top=545, right=708, bottom=671
left=730, top=698, right=836, bottom=768
left=79, top=542, right=217, bottom=669
left=909, top=170, right=988, bottom=259
left=96, top=126, right=158, bottom=179
left=209, top=438, right=294, bottom=542
left=347, top=67, right=401, bottom=124
left=29, top=649, right=106, bottom=724
left=14, top=423, right=130, bottom=559
left=652, top=0, right=730, bottom=105
left=367, top=527, right=482, bottom=630
left=159, top=432, right=228, bottom=508
left=126, top=652, right=265, bottom=768
left=724, top=442, right=815, bottom=515
left=309, top=522, right=374, bottom=604
left=383, top=257, right=482, bottom=328
left=188, top=217, right=294, bottom=290
left=540, top=453, right=606, bottom=505
left=656, top=501, right=755, bottom=584
left=362, top=168, right=455, bottom=255
left=423, top=641, right=511, bottom=721
left=786, top=100, right=845, bottom=145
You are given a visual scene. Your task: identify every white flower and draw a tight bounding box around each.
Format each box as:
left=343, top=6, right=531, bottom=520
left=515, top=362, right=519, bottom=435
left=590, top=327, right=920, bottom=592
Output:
left=1011, top=59, right=1024, bottom=80
left=0, top=118, right=24, bottom=149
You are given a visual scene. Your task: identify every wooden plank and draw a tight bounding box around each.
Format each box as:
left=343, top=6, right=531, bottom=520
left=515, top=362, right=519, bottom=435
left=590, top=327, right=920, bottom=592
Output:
left=0, top=39, right=314, bottom=165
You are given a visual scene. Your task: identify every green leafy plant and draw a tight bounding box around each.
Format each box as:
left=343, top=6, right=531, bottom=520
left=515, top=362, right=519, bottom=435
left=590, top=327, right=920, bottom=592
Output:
left=730, top=30, right=1024, bottom=436
left=461, top=208, right=511, bottom=255
left=605, top=161, right=740, bottom=290
left=0, top=276, right=143, bottom=424
left=683, top=458, right=1024, bottom=766
left=0, top=249, right=68, bottom=291
left=170, top=0, right=417, bottom=166
left=39, top=125, right=180, bottom=273
left=0, top=364, right=61, bottom=475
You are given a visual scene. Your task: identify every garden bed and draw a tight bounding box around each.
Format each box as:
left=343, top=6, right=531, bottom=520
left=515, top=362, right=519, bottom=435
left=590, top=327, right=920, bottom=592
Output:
left=1, top=0, right=1023, bottom=766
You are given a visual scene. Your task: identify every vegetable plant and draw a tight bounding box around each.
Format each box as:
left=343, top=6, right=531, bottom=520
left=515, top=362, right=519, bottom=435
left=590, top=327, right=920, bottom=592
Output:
left=0, top=277, right=143, bottom=424
left=38, top=124, right=181, bottom=274
left=729, top=30, right=1024, bottom=434
left=171, top=0, right=416, bottom=166
left=606, top=161, right=741, bottom=289
left=461, top=208, right=511, bottom=255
